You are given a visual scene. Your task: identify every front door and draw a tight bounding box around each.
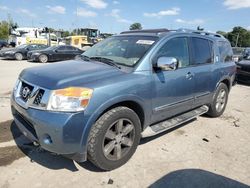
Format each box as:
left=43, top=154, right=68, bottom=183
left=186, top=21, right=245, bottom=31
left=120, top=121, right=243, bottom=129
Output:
left=151, top=37, right=195, bottom=123
left=54, top=46, right=67, bottom=61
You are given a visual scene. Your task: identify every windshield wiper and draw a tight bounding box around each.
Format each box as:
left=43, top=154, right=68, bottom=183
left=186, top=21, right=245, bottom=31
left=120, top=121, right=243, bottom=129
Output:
left=89, top=56, right=121, bottom=69
left=80, top=55, right=91, bottom=61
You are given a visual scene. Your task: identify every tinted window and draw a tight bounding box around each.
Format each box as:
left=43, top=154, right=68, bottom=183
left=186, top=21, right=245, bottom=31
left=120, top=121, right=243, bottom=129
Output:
left=218, top=41, right=233, bottom=62
left=27, top=45, right=38, bottom=50
left=66, top=46, right=76, bottom=51
left=45, top=46, right=57, bottom=51
left=191, top=38, right=212, bottom=64
left=57, top=46, right=66, bottom=51
left=38, top=45, right=47, bottom=49
left=156, top=37, right=190, bottom=68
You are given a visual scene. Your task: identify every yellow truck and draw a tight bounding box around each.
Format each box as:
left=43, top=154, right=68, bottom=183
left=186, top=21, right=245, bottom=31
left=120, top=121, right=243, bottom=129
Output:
left=23, top=34, right=58, bottom=46
left=65, top=35, right=93, bottom=49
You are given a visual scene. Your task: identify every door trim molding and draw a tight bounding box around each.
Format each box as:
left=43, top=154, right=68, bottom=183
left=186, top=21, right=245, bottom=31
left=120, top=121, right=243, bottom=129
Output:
left=154, top=97, right=194, bottom=112
left=195, top=92, right=210, bottom=99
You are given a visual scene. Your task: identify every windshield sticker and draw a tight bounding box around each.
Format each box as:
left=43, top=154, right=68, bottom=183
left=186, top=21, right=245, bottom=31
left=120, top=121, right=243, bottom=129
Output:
left=136, top=40, right=155, bottom=45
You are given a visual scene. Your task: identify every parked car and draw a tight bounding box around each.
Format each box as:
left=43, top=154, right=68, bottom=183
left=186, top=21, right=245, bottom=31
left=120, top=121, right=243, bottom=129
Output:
left=11, top=28, right=236, bottom=170
left=0, top=40, right=8, bottom=49
left=236, top=53, right=250, bottom=84
left=9, top=41, right=16, bottom=48
left=242, top=47, right=250, bottom=59
left=0, top=44, right=48, bottom=60
left=232, top=47, right=244, bottom=62
left=27, top=45, right=84, bottom=63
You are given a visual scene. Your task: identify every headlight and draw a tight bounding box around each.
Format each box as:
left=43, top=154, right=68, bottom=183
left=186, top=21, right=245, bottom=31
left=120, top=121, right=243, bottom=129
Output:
left=47, top=87, right=93, bottom=112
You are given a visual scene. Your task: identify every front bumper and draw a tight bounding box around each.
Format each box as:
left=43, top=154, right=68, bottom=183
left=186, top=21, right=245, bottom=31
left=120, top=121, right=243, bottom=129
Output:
left=27, top=54, right=39, bottom=62
left=11, top=95, right=88, bottom=162
left=0, top=53, right=15, bottom=59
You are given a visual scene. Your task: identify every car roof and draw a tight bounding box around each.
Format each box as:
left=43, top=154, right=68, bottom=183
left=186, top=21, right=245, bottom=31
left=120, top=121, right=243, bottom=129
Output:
left=119, top=28, right=226, bottom=41
left=27, top=44, right=47, bottom=46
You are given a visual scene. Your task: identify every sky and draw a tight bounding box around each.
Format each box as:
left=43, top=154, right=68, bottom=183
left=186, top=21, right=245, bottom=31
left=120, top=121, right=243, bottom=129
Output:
left=0, top=0, right=250, bottom=34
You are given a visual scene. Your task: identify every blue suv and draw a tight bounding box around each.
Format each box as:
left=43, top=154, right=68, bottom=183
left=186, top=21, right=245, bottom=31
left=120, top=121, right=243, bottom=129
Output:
left=11, top=28, right=236, bottom=170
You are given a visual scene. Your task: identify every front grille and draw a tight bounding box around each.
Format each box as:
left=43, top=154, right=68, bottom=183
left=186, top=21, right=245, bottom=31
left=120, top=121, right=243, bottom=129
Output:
left=33, top=89, right=45, bottom=105
left=15, top=80, right=48, bottom=110
left=19, top=82, right=34, bottom=102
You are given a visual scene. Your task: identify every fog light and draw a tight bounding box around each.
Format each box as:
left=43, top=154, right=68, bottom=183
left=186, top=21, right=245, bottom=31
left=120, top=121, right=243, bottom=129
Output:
left=43, top=134, right=52, bottom=145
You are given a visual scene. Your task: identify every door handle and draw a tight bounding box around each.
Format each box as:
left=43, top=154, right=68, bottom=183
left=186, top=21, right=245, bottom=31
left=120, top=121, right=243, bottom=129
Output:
left=186, top=72, right=194, bottom=79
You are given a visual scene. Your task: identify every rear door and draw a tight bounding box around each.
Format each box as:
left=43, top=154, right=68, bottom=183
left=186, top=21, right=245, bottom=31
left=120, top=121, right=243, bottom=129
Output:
left=63, top=46, right=75, bottom=59
left=190, top=37, right=214, bottom=107
left=54, top=46, right=67, bottom=61
left=68, top=46, right=81, bottom=58
left=151, top=37, right=195, bottom=123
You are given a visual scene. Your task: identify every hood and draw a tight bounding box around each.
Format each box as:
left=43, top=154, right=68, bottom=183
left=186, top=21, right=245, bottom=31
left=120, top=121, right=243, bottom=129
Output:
left=238, top=60, right=250, bottom=66
left=19, top=60, right=124, bottom=89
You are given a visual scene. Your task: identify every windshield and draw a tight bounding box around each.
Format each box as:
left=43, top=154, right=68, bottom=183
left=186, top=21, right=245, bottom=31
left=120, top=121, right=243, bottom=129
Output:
left=16, top=44, right=28, bottom=49
left=83, top=35, right=158, bottom=67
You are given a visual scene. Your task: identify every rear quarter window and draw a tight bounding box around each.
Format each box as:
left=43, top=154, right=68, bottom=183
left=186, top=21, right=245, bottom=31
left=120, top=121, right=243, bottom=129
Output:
left=218, top=41, right=233, bottom=62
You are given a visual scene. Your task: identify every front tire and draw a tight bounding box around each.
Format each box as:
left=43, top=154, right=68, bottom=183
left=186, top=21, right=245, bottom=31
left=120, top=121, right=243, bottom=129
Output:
left=38, top=54, right=48, bottom=63
left=15, top=53, right=23, bottom=60
left=87, top=107, right=141, bottom=170
left=207, top=83, right=228, bottom=117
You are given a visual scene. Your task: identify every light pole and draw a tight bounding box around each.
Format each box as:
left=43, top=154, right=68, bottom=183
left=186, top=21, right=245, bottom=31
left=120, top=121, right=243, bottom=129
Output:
left=235, top=32, right=240, bottom=47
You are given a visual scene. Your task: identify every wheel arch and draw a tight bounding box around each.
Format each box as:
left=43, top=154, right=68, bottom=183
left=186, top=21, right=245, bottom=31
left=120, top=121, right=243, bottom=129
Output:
left=215, top=76, right=231, bottom=92
left=14, top=52, right=24, bottom=59
left=80, top=97, right=147, bottom=156
left=39, top=53, right=49, bottom=62
left=221, top=78, right=230, bottom=91
left=99, top=100, right=145, bottom=129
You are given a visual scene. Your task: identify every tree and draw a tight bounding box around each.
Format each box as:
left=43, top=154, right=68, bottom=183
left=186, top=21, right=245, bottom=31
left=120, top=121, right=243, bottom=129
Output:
left=48, top=27, right=55, bottom=33
left=216, top=26, right=250, bottom=47
left=0, top=21, right=9, bottom=40
left=216, top=31, right=228, bottom=37
left=7, top=14, right=18, bottom=36
left=129, top=23, right=142, bottom=30
left=61, top=31, right=70, bottom=38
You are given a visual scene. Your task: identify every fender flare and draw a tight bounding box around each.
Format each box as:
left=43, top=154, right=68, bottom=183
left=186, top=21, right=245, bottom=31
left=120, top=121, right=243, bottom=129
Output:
left=79, top=94, right=147, bottom=153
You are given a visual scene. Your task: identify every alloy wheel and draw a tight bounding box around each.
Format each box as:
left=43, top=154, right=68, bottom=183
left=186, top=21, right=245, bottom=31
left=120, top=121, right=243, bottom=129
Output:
left=102, top=118, right=135, bottom=161
left=215, top=89, right=226, bottom=112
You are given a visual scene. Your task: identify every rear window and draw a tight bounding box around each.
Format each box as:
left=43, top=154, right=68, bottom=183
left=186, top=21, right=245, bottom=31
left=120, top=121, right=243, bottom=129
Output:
left=191, top=37, right=213, bottom=65
left=218, top=41, right=233, bottom=62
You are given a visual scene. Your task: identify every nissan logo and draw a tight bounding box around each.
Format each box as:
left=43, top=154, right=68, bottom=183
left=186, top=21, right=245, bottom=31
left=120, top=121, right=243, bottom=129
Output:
left=22, top=87, right=31, bottom=99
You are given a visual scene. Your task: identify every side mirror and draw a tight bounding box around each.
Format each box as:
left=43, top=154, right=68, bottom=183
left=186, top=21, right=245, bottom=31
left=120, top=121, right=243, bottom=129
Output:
left=156, top=57, right=178, bottom=71
left=54, top=50, right=58, bottom=53
left=26, top=48, right=29, bottom=51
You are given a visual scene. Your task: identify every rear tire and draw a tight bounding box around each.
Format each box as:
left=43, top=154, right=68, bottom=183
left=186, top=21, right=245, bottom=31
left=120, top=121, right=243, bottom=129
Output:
left=38, top=54, right=48, bottom=63
left=87, top=107, right=141, bottom=170
left=207, top=83, right=228, bottom=117
left=15, top=53, right=23, bottom=60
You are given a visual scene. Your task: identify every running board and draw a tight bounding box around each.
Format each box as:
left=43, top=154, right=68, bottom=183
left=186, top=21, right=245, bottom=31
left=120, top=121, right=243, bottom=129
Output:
left=141, top=105, right=209, bottom=138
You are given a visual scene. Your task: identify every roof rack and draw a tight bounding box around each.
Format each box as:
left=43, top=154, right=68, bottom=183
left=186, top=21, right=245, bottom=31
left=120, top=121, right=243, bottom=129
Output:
left=177, top=28, right=224, bottom=38
left=120, top=29, right=169, bottom=35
